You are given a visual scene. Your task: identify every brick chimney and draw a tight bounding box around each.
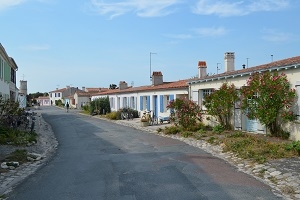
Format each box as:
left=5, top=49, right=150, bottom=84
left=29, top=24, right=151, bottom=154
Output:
left=152, top=71, right=163, bottom=85
left=119, top=81, right=128, bottom=90
left=224, top=52, right=235, bottom=72
left=198, top=61, right=207, bottom=79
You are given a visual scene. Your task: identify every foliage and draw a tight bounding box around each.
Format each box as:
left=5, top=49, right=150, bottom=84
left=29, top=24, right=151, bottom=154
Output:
left=240, top=71, right=296, bottom=137
left=285, top=141, right=300, bottom=155
left=203, top=82, right=239, bottom=130
left=167, top=97, right=202, bottom=129
left=163, top=126, right=181, bottom=135
left=182, top=131, right=193, bottom=138
left=212, top=124, right=224, bottom=134
left=106, top=111, right=118, bottom=120
left=223, top=132, right=295, bottom=163
left=0, top=127, right=37, bottom=145
left=90, top=96, right=111, bottom=115
left=82, top=104, right=89, bottom=112
left=55, top=99, right=63, bottom=107
left=4, top=149, right=28, bottom=164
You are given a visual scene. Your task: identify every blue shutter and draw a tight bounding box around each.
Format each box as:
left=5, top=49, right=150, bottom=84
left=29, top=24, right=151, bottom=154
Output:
left=147, top=96, right=150, bottom=111
left=169, top=95, right=174, bottom=101
left=169, top=95, right=174, bottom=113
left=140, top=96, right=143, bottom=110
left=160, top=95, right=164, bottom=112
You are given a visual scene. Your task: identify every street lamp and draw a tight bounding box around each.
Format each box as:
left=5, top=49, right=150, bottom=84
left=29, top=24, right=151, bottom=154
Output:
left=150, top=52, right=157, bottom=81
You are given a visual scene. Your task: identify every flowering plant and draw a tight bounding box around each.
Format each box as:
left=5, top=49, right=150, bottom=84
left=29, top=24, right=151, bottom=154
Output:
left=203, top=82, right=239, bottom=130
left=240, top=71, right=296, bottom=136
left=167, top=97, right=202, bottom=129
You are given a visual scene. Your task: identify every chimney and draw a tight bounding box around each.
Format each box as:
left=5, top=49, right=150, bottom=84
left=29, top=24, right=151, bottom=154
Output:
left=224, top=52, right=235, bottom=72
left=119, top=81, right=128, bottom=90
left=198, top=61, right=207, bottom=79
left=82, top=86, right=86, bottom=91
left=152, top=71, right=163, bottom=85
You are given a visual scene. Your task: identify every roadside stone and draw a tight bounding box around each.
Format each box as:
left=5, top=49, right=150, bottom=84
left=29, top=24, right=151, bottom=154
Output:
left=270, top=171, right=282, bottom=176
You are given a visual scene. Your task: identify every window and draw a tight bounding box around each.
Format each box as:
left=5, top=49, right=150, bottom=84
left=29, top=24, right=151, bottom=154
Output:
left=58, top=93, right=61, bottom=97
left=203, top=89, right=213, bottom=97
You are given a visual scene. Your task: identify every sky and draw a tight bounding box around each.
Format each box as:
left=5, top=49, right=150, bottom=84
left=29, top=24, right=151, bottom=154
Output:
left=1, top=0, right=300, bottom=93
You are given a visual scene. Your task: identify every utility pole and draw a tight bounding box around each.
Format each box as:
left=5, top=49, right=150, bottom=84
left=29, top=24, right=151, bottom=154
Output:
left=217, top=63, right=221, bottom=74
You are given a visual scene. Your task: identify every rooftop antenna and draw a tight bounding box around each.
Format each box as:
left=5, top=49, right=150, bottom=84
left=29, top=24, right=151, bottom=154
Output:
left=150, top=52, right=157, bottom=81
left=271, top=54, right=273, bottom=62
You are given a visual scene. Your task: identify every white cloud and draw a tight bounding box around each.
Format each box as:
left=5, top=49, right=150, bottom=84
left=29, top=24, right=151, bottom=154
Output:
left=193, top=27, right=228, bottom=37
left=0, top=0, right=26, bottom=10
left=192, top=0, right=289, bottom=17
left=261, top=29, right=292, bottom=42
left=20, top=44, right=50, bottom=51
left=88, top=0, right=181, bottom=19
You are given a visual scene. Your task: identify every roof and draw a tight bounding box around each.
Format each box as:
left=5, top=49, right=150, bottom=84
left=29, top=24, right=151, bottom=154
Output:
left=93, top=79, right=190, bottom=96
left=37, top=96, right=50, bottom=100
left=189, top=55, right=300, bottom=84
left=49, top=88, right=67, bottom=93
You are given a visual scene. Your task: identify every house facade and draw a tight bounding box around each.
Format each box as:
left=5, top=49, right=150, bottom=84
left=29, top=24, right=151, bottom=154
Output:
left=0, top=43, right=18, bottom=101
left=49, top=88, right=66, bottom=106
left=36, top=96, right=51, bottom=106
left=188, top=52, right=300, bottom=140
left=91, top=72, right=189, bottom=118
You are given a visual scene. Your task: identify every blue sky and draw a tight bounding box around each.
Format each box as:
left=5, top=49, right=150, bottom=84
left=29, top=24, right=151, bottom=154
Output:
left=1, top=0, right=300, bottom=93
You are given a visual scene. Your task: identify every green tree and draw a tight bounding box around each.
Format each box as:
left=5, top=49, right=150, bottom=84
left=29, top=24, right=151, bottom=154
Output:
left=240, top=71, right=296, bottom=137
left=203, top=82, right=239, bottom=130
left=90, top=96, right=111, bottom=115
left=167, top=97, right=202, bottom=129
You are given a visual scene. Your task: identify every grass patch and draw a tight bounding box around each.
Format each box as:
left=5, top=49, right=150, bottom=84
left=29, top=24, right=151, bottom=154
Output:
left=0, top=127, right=37, bottom=145
left=4, top=149, right=28, bottom=164
left=159, top=123, right=298, bottom=164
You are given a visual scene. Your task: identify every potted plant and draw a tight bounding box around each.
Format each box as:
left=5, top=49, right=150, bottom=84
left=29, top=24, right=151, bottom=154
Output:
left=140, top=116, right=149, bottom=127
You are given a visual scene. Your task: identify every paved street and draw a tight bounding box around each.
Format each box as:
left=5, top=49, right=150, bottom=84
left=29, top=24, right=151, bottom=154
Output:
left=7, top=106, right=280, bottom=200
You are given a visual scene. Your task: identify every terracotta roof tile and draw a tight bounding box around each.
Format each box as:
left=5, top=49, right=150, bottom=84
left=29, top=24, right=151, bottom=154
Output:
left=92, top=79, right=190, bottom=96
left=192, top=55, right=300, bottom=82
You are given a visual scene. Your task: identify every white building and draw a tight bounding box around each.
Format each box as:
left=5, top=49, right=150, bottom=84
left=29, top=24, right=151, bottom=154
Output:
left=188, top=52, right=300, bottom=140
left=0, top=43, right=18, bottom=101
left=91, top=72, right=190, bottom=118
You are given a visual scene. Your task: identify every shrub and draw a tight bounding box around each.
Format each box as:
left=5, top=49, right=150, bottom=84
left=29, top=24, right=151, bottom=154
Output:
left=167, top=97, right=202, bottom=129
left=182, top=131, right=193, bottom=138
left=163, top=126, right=181, bottom=135
left=203, top=82, right=239, bottom=130
left=212, top=124, right=224, bottom=134
left=285, top=141, right=300, bottom=155
left=106, top=112, right=118, bottom=120
left=240, top=71, right=296, bottom=137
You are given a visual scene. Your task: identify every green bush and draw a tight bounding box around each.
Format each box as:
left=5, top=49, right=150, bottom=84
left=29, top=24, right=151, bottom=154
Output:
left=212, top=124, right=224, bottom=134
left=182, top=131, right=193, bottom=138
left=106, top=112, right=118, bottom=120
left=163, top=126, right=181, bottom=135
left=285, top=141, right=300, bottom=155
left=185, top=122, right=206, bottom=132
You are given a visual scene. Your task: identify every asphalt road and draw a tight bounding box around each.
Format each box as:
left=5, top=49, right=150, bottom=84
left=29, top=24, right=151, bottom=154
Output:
left=8, top=107, right=281, bottom=200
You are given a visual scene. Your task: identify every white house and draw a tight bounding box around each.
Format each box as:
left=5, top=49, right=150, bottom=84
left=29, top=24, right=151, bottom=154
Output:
left=0, top=43, right=18, bottom=101
left=36, top=96, right=51, bottom=106
left=188, top=52, right=300, bottom=140
left=91, top=72, right=190, bottom=118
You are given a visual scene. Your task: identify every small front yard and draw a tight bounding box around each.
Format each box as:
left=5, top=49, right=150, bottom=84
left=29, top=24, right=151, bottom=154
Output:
left=157, top=123, right=299, bottom=164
